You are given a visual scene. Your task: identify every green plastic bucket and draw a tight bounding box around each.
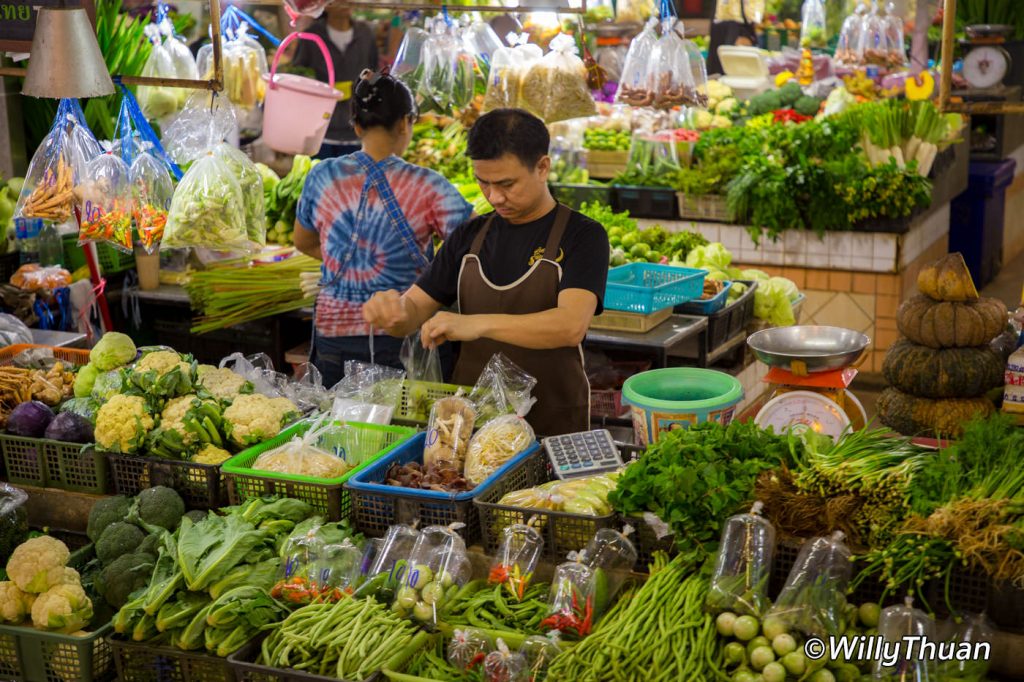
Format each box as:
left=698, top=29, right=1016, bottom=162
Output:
left=622, top=368, right=743, bottom=446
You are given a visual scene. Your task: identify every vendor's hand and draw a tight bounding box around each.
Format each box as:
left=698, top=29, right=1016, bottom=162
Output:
left=363, top=290, right=408, bottom=332
left=420, top=312, right=483, bottom=349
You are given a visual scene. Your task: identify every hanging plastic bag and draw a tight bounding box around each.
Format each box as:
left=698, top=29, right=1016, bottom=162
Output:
left=463, top=19, right=503, bottom=72
left=835, top=5, right=867, bottom=66
left=394, top=27, right=430, bottom=96
left=706, top=502, right=775, bottom=617
left=199, top=26, right=268, bottom=111
left=645, top=18, right=704, bottom=109
left=213, top=143, right=267, bottom=247
left=160, top=19, right=199, bottom=109
left=857, top=4, right=888, bottom=67
left=356, top=524, right=420, bottom=600
left=767, top=531, right=853, bottom=638
left=138, top=25, right=183, bottom=120
left=451, top=32, right=478, bottom=113
left=310, top=539, right=363, bottom=602
left=464, top=415, right=535, bottom=486
left=130, top=147, right=174, bottom=254
left=484, top=639, right=529, bottom=682
left=468, top=353, right=537, bottom=425
left=448, top=628, right=493, bottom=673
left=163, top=151, right=251, bottom=252
left=520, top=33, right=596, bottom=124
left=882, top=2, right=909, bottom=68
left=616, top=20, right=658, bottom=106
left=78, top=150, right=133, bottom=252
left=116, top=84, right=182, bottom=181
left=520, top=632, right=561, bottom=682
left=330, top=362, right=405, bottom=425
left=271, top=524, right=324, bottom=605
left=424, top=394, right=477, bottom=470
left=489, top=524, right=543, bottom=600
left=394, top=525, right=471, bottom=628
left=164, top=91, right=238, bottom=166
left=800, top=0, right=827, bottom=49
left=873, top=597, right=937, bottom=680
left=482, top=33, right=543, bottom=112
left=619, top=130, right=684, bottom=188
left=541, top=556, right=595, bottom=638
left=417, top=19, right=466, bottom=115
left=582, top=528, right=637, bottom=616
left=401, top=332, right=442, bottom=384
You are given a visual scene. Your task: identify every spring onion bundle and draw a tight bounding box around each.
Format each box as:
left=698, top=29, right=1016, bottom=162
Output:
left=185, top=251, right=319, bottom=333
left=852, top=100, right=962, bottom=176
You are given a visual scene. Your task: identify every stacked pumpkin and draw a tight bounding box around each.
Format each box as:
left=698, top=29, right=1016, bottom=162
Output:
left=878, top=253, right=1008, bottom=437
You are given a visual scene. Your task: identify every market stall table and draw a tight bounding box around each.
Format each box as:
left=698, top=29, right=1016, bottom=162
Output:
left=585, top=314, right=708, bottom=369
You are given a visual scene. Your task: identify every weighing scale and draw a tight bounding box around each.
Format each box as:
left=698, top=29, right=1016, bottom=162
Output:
left=960, top=25, right=1014, bottom=91
left=747, top=326, right=871, bottom=439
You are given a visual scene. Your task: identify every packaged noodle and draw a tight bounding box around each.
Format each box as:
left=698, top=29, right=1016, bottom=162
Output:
left=78, top=151, right=134, bottom=252
left=463, top=415, right=534, bottom=486
left=706, top=502, right=775, bottom=617
left=520, top=33, right=596, bottom=124
left=482, top=33, right=542, bottom=112
left=213, top=143, right=267, bottom=247
left=130, top=148, right=173, bottom=254
left=767, top=531, right=853, bottom=638
left=393, top=525, right=471, bottom=628
left=488, top=524, right=543, bottom=600
left=424, top=395, right=476, bottom=470
left=163, top=151, right=251, bottom=252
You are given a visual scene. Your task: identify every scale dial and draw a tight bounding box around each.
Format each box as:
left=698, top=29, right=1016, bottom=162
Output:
left=963, top=45, right=1011, bottom=90
left=755, top=390, right=851, bottom=440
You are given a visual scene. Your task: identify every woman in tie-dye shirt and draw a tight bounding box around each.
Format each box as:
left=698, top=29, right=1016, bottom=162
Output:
left=294, top=70, right=473, bottom=386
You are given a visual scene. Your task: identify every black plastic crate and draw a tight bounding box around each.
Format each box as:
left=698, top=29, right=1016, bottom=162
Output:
left=689, top=280, right=758, bottom=351
left=227, top=637, right=375, bottom=682
left=987, top=579, right=1024, bottom=633
left=925, top=564, right=991, bottom=622
left=624, top=513, right=677, bottom=571
left=549, top=183, right=612, bottom=209
left=0, top=252, right=20, bottom=284
left=111, top=637, right=237, bottom=682
left=106, top=452, right=226, bottom=510
left=613, top=185, right=678, bottom=220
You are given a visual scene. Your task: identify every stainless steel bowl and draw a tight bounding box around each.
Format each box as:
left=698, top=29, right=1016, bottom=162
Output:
left=747, top=326, right=871, bottom=373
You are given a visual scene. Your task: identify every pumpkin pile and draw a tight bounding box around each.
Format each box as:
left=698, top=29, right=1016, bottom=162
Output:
left=878, top=253, right=1007, bottom=437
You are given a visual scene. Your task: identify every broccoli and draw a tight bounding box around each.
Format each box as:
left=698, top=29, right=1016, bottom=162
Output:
left=184, top=510, right=207, bottom=524
left=96, top=553, right=155, bottom=608
left=130, top=486, right=185, bottom=533
left=747, top=90, right=782, bottom=116
left=86, top=496, right=132, bottom=543
left=778, top=82, right=803, bottom=107
left=137, top=532, right=163, bottom=560
left=96, top=522, right=146, bottom=565
left=794, top=95, right=822, bottom=117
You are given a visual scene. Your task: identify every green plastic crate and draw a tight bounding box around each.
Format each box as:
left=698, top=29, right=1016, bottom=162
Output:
left=0, top=435, right=108, bottom=494
left=62, top=235, right=135, bottom=275
left=0, top=623, right=114, bottom=682
left=393, top=380, right=470, bottom=426
left=222, top=420, right=415, bottom=521
left=111, top=637, right=236, bottom=682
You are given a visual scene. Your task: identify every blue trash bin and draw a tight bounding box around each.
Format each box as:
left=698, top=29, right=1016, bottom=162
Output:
left=949, top=158, right=1017, bottom=289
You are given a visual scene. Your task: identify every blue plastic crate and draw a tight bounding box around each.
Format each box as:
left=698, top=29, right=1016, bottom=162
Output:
left=345, top=432, right=540, bottom=542
left=676, top=280, right=733, bottom=315
left=604, top=263, right=706, bottom=314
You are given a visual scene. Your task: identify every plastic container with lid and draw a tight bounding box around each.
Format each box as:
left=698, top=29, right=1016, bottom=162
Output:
left=716, top=46, right=772, bottom=101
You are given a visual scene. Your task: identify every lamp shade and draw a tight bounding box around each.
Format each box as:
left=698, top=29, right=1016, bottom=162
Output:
left=22, top=7, right=114, bottom=99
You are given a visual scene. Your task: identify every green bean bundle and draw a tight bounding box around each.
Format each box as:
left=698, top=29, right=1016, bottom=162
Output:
left=547, top=553, right=726, bottom=682
left=258, top=597, right=429, bottom=679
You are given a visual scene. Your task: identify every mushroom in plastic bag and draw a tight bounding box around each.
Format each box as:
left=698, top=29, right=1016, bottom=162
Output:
left=424, top=393, right=476, bottom=471
left=706, top=502, right=775, bottom=617
left=766, top=531, right=853, bottom=638
left=872, top=597, right=937, bottom=680
left=393, top=525, right=471, bottom=628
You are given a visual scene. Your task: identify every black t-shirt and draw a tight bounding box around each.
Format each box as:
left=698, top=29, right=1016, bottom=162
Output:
left=417, top=207, right=610, bottom=314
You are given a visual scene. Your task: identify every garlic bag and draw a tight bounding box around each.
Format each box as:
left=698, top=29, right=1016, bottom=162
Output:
left=706, top=502, right=776, bottom=617
left=767, top=531, right=853, bottom=638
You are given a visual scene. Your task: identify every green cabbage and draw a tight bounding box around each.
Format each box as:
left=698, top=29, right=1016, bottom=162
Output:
left=754, top=280, right=796, bottom=327
left=90, top=332, right=137, bottom=371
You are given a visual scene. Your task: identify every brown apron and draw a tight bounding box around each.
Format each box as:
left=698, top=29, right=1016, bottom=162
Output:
left=451, top=204, right=590, bottom=437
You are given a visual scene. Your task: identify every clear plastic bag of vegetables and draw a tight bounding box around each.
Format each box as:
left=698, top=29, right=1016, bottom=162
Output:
left=482, top=33, right=543, bottom=112
left=138, top=25, right=182, bottom=120
left=489, top=524, right=543, bottom=600
left=873, top=597, right=937, bottom=679
left=164, top=91, right=237, bottom=166
left=616, top=18, right=658, bottom=106
left=330, top=362, right=405, bottom=425
left=484, top=639, right=529, bottom=682
left=582, top=528, right=637, bottom=616
left=882, top=1, right=909, bottom=68
left=520, top=33, right=597, bottom=124
left=448, top=628, right=493, bottom=673
left=213, top=143, right=266, bottom=247
left=619, top=130, right=684, bottom=188
left=355, top=523, right=420, bottom=600
left=800, top=0, right=827, bottom=49
left=835, top=4, right=867, bottom=66
left=520, top=632, right=562, bottom=681
left=78, top=150, right=134, bottom=253
left=541, top=555, right=596, bottom=638
left=463, top=18, right=503, bottom=71
left=766, top=531, right=853, bottom=638
left=857, top=3, right=889, bottom=67
left=417, top=19, right=457, bottom=115
left=645, top=18, right=706, bottom=109
left=468, top=353, right=537, bottom=426
left=394, top=26, right=429, bottom=96
left=424, top=393, right=477, bottom=470
left=197, top=26, right=267, bottom=111
left=937, top=612, right=993, bottom=680
left=706, top=502, right=775, bottom=617
left=163, top=151, right=252, bottom=253
left=271, top=525, right=324, bottom=605
left=310, top=539, right=363, bottom=602
left=130, top=146, right=174, bottom=254
left=463, top=415, right=534, bottom=486
left=161, top=20, right=199, bottom=105
left=393, top=525, right=471, bottom=627
left=0, top=483, right=29, bottom=564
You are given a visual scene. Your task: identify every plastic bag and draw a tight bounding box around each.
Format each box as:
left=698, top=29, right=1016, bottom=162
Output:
left=0, top=483, right=29, bottom=564
left=767, top=531, right=853, bottom=638
left=161, top=21, right=199, bottom=109
left=272, top=524, right=324, bottom=605
left=198, top=27, right=267, bottom=111
left=463, top=19, right=503, bottom=71
left=448, top=628, right=493, bottom=672
left=489, top=524, right=543, bottom=600
left=10, top=264, right=72, bottom=292
left=253, top=422, right=351, bottom=479
left=424, top=394, right=477, bottom=470
left=645, top=19, right=706, bottom=109
left=938, top=612, right=993, bottom=680
left=356, top=524, right=420, bottom=601
left=330, top=362, right=405, bottom=425
left=882, top=2, right=909, bottom=68
left=464, top=415, right=534, bottom=486
left=394, top=27, right=430, bottom=96
left=138, top=26, right=182, bottom=120
left=130, top=148, right=174, bottom=254
left=78, top=151, right=133, bottom=252
left=0, top=313, right=33, bottom=346
left=213, top=143, right=267, bottom=247
left=620, top=131, right=684, bottom=187
left=497, top=472, right=618, bottom=515
left=469, top=353, right=537, bottom=425
left=520, top=33, right=596, bottom=124
left=401, top=332, right=442, bottom=384
left=482, top=33, right=543, bottom=112
left=219, top=352, right=283, bottom=398
left=59, top=397, right=100, bottom=423
left=163, top=151, right=251, bottom=253
left=394, top=525, right=471, bottom=627
left=520, top=633, right=561, bottom=681
left=835, top=5, right=867, bottom=66
left=484, top=639, right=529, bottom=682
left=311, top=539, right=363, bottom=602
left=873, top=597, right=936, bottom=680
left=706, top=502, right=775, bottom=617
left=164, top=92, right=238, bottom=166
left=857, top=4, right=889, bottom=67
left=418, top=19, right=458, bottom=115
left=615, top=18, right=659, bottom=106
left=583, top=528, right=636, bottom=616
left=800, top=0, right=827, bottom=49
left=541, top=558, right=595, bottom=638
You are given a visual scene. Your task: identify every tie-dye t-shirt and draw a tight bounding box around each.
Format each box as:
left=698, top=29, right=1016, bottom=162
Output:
left=296, top=154, right=473, bottom=337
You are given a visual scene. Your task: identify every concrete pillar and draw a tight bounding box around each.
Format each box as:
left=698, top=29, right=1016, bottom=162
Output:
left=0, top=76, right=27, bottom=177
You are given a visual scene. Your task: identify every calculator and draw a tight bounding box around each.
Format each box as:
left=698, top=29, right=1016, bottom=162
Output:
left=543, top=430, right=624, bottom=480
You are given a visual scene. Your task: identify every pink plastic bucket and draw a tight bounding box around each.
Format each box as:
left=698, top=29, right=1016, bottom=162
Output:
left=262, top=32, right=343, bottom=155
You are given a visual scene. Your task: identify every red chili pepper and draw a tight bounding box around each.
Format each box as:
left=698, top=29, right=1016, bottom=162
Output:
left=772, top=109, right=812, bottom=124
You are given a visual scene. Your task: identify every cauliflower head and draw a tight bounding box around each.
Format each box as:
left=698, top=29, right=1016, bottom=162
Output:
left=31, top=582, right=93, bottom=632
left=196, top=365, right=252, bottom=401
left=129, top=350, right=196, bottom=398
left=223, top=394, right=298, bottom=446
left=161, top=395, right=202, bottom=444
left=193, top=443, right=232, bottom=464
left=95, top=394, right=154, bottom=453
left=0, top=581, right=35, bottom=623
left=90, top=332, right=137, bottom=372
left=6, top=536, right=70, bottom=593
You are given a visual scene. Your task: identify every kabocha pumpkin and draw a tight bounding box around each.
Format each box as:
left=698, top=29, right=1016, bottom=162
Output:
left=917, top=252, right=978, bottom=302
left=896, top=295, right=1007, bottom=349
left=877, top=388, right=994, bottom=437
left=882, top=339, right=1004, bottom=399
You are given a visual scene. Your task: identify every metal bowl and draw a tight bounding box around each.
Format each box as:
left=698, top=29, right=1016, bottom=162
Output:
left=965, top=24, right=1015, bottom=40
left=747, top=326, right=871, bottom=373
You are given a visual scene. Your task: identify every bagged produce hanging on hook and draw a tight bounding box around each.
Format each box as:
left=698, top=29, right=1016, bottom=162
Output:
left=198, top=25, right=267, bottom=111
left=857, top=3, right=889, bottom=67
left=882, top=2, right=909, bottom=68
left=138, top=25, right=182, bottom=120
left=706, top=502, right=775, bottom=617
left=800, top=0, right=827, bottom=49
left=394, top=27, right=430, bottom=96
left=482, top=33, right=542, bottom=112
left=164, top=91, right=237, bottom=166
left=213, top=143, right=266, bottom=248
left=162, top=151, right=251, bottom=253
left=520, top=33, right=596, bottom=123
left=835, top=4, right=868, bottom=66
left=78, top=150, right=133, bottom=252
left=644, top=18, right=706, bottom=109
left=130, top=147, right=174, bottom=254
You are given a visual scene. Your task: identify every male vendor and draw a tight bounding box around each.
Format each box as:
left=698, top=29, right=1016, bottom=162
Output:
left=363, top=109, right=609, bottom=436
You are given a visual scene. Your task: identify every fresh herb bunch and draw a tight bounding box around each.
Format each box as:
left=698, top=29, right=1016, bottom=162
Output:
left=609, top=421, right=799, bottom=561
left=851, top=534, right=957, bottom=614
